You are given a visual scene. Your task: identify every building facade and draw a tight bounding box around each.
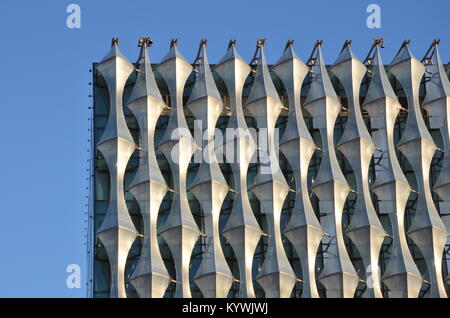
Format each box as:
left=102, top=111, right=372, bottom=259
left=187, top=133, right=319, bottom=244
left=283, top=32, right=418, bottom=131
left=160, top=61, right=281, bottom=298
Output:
left=88, top=37, right=450, bottom=298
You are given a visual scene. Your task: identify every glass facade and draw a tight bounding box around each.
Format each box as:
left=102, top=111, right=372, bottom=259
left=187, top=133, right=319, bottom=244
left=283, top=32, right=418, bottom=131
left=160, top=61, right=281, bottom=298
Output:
left=89, top=62, right=450, bottom=298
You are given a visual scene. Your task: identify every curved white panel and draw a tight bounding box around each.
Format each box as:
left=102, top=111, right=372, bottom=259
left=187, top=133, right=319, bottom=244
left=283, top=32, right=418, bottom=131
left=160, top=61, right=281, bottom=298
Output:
left=272, top=41, right=323, bottom=298
left=389, top=42, right=447, bottom=298
left=156, top=40, right=200, bottom=298
left=215, top=41, right=262, bottom=298
left=247, top=40, right=296, bottom=298
left=96, top=40, right=138, bottom=298
left=304, top=42, right=359, bottom=298
left=330, top=42, right=385, bottom=298
left=422, top=42, right=450, bottom=296
left=363, top=42, right=422, bottom=298
left=127, top=39, right=171, bottom=298
left=187, top=41, right=233, bottom=298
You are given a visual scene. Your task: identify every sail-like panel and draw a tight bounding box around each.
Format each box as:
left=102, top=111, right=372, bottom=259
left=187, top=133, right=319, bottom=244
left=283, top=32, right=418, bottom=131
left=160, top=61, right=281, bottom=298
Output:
left=247, top=40, right=296, bottom=298
left=363, top=41, right=422, bottom=298
left=331, top=42, right=385, bottom=298
left=273, top=41, right=323, bottom=298
left=216, top=41, right=262, bottom=298
left=389, top=41, right=447, bottom=298
left=156, top=40, right=200, bottom=298
left=187, top=41, right=233, bottom=298
left=422, top=41, right=450, bottom=296
left=96, top=39, right=138, bottom=298
left=304, top=42, right=359, bottom=298
left=127, top=38, right=171, bottom=298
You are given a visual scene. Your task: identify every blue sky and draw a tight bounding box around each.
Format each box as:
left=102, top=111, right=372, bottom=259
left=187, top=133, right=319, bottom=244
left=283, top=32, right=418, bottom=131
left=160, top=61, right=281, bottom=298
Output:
left=0, top=0, right=448, bottom=298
